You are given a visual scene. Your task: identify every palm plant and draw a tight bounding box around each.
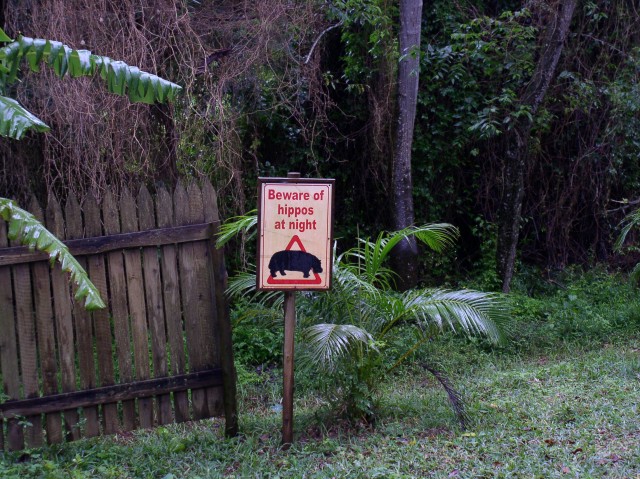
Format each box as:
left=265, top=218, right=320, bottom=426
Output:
left=219, top=217, right=507, bottom=425
left=297, top=225, right=506, bottom=423
left=615, top=207, right=640, bottom=286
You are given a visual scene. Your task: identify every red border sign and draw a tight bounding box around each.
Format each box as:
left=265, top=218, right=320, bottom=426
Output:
left=257, top=177, right=334, bottom=290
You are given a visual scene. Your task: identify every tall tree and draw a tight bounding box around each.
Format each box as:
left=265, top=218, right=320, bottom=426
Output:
left=391, top=0, right=423, bottom=290
left=496, top=0, right=577, bottom=292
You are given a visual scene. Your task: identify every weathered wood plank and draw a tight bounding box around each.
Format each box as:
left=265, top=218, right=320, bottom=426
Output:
left=120, top=189, right=154, bottom=429
left=65, top=195, right=100, bottom=438
left=46, top=196, right=81, bottom=440
left=13, top=199, right=42, bottom=447
left=83, top=194, right=119, bottom=434
left=156, top=186, right=190, bottom=423
left=203, top=180, right=238, bottom=436
left=176, top=183, right=210, bottom=420
left=103, top=191, right=137, bottom=431
left=138, top=186, right=172, bottom=425
left=187, top=183, right=218, bottom=418
left=0, top=223, right=214, bottom=266
left=0, top=216, right=24, bottom=450
left=0, top=369, right=223, bottom=419
left=29, top=198, right=63, bottom=444
left=201, top=181, right=223, bottom=417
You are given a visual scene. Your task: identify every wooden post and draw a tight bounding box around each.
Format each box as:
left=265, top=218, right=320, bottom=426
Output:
left=282, top=171, right=300, bottom=448
left=282, top=290, right=296, bottom=448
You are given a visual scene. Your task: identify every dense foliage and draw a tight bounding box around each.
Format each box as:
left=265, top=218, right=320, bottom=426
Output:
left=2, top=1, right=638, bottom=278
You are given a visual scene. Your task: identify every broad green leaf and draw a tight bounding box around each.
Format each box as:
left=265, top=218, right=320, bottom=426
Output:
left=0, top=198, right=106, bottom=310
left=0, top=96, right=50, bottom=139
left=25, top=38, right=47, bottom=71
left=0, top=27, right=11, bottom=43
left=69, top=49, right=93, bottom=77
left=0, top=36, right=182, bottom=104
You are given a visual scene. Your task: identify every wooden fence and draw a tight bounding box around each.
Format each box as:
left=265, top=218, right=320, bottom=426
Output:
left=0, top=181, right=237, bottom=451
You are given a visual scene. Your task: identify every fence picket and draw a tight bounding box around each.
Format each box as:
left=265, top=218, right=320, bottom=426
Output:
left=46, top=196, right=81, bottom=440
left=84, top=194, right=120, bottom=434
left=187, top=183, right=218, bottom=417
left=121, top=189, right=154, bottom=429
left=0, top=214, right=23, bottom=450
left=203, top=180, right=237, bottom=433
left=13, top=244, right=41, bottom=446
left=103, top=191, right=137, bottom=431
left=175, top=183, right=209, bottom=419
left=65, top=195, right=100, bottom=437
left=30, top=197, right=63, bottom=444
left=138, top=186, right=172, bottom=425
left=201, top=181, right=223, bottom=416
left=156, top=186, right=190, bottom=423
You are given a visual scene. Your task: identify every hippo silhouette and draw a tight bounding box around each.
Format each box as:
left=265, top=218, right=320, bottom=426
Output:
left=268, top=250, right=323, bottom=278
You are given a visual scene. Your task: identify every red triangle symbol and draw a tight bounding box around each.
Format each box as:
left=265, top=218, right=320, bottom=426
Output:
left=266, top=235, right=322, bottom=285
left=285, top=235, right=307, bottom=252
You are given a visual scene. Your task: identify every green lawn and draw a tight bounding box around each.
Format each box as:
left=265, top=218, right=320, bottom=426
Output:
left=1, top=336, right=638, bottom=478
left=2, top=270, right=640, bottom=478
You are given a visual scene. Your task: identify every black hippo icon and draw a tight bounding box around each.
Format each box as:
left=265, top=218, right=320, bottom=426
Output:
left=268, top=250, right=323, bottom=278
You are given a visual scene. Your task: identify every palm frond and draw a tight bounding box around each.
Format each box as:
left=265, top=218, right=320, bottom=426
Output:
left=0, top=28, right=11, bottom=43
left=0, top=198, right=105, bottom=310
left=333, top=254, right=383, bottom=297
left=226, top=268, right=283, bottom=308
left=301, top=323, right=374, bottom=371
left=342, top=224, right=459, bottom=287
left=630, top=262, right=640, bottom=288
left=216, top=210, right=258, bottom=248
left=394, top=288, right=507, bottom=344
left=421, top=363, right=467, bottom=428
left=614, top=207, right=640, bottom=251
left=381, top=224, right=459, bottom=256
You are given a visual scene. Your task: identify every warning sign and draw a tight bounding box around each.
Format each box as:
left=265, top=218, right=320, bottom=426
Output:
left=257, top=177, right=334, bottom=290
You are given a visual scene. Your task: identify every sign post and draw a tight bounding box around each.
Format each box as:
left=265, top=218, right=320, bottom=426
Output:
left=281, top=290, right=296, bottom=446
left=257, top=173, right=334, bottom=447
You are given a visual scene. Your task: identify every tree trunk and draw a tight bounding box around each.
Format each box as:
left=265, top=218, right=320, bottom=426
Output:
left=391, top=0, right=423, bottom=290
left=496, top=0, right=577, bottom=292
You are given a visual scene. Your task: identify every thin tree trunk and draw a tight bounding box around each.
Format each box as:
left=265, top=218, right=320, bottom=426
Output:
left=391, top=0, right=423, bottom=290
left=497, top=0, right=577, bottom=292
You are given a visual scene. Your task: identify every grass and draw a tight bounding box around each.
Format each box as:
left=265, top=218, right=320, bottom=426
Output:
left=1, top=271, right=640, bottom=478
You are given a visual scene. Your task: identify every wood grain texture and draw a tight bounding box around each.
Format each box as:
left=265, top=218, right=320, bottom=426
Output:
left=0, top=223, right=213, bottom=266
left=12, top=246, right=41, bottom=446
left=0, top=185, right=235, bottom=449
left=83, top=194, right=119, bottom=434
left=175, top=183, right=209, bottom=420
left=29, top=198, right=63, bottom=444
left=103, top=191, right=137, bottom=431
left=138, top=186, right=172, bottom=425
left=203, top=180, right=238, bottom=436
left=0, top=369, right=222, bottom=418
left=46, top=196, right=80, bottom=441
left=120, top=189, right=154, bottom=429
left=156, top=186, right=190, bottom=423
left=0, top=215, right=23, bottom=450
left=65, top=195, right=100, bottom=438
